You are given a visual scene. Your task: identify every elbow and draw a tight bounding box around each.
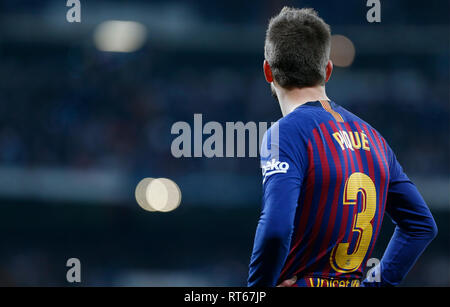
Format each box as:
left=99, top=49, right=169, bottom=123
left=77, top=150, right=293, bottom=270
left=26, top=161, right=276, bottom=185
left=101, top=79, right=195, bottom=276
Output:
left=421, top=217, right=438, bottom=241
left=266, top=226, right=292, bottom=244
left=428, top=218, right=438, bottom=240
left=402, top=216, right=438, bottom=241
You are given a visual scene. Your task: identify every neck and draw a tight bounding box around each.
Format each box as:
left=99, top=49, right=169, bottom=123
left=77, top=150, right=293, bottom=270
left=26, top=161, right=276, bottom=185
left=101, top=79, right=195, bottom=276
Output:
left=274, top=84, right=329, bottom=116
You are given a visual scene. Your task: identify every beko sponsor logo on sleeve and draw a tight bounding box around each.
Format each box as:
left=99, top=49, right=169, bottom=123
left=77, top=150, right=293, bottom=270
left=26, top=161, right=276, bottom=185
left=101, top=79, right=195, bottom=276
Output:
left=262, top=159, right=290, bottom=183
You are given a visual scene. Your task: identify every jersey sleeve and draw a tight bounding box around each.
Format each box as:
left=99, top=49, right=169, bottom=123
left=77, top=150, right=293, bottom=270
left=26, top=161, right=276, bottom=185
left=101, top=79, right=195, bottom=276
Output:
left=363, top=139, right=438, bottom=286
left=247, top=121, right=307, bottom=287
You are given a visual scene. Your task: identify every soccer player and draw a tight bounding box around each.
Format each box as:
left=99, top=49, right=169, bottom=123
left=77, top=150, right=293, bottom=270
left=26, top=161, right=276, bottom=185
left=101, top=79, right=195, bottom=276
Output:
left=248, top=7, right=438, bottom=287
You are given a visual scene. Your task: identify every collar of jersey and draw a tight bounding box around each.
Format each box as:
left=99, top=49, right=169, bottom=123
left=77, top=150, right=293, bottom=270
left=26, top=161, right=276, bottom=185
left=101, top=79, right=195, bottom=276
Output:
left=294, top=100, right=339, bottom=110
left=293, top=100, right=323, bottom=111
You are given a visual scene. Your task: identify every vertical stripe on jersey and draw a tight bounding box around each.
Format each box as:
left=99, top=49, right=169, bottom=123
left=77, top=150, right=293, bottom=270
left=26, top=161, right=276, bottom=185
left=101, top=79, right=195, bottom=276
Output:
left=292, top=128, right=331, bottom=275
left=360, top=123, right=389, bottom=264
left=279, top=140, right=315, bottom=280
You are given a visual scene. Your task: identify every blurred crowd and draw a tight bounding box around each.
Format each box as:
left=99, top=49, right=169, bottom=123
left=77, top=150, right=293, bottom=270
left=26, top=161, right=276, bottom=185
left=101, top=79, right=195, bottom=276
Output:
left=0, top=43, right=448, bottom=178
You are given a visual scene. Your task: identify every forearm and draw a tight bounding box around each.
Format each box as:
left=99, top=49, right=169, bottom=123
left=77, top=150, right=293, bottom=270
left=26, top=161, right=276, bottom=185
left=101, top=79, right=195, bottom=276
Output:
left=364, top=180, right=438, bottom=286
left=247, top=222, right=292, bottom=287
left=378, top=223, right=437, bottom=286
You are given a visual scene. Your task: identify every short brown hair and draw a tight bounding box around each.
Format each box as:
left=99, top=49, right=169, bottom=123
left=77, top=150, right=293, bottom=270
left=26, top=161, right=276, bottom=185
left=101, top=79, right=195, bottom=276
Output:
left=264, top=7, right=331, bottom=89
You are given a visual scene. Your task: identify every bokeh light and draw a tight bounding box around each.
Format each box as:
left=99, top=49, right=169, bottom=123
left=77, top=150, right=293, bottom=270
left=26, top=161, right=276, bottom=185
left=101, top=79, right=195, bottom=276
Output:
left=330, top=34, right=356, bottom=67
left=135, top=177, right=156, bottom=212
left=93, top=20, right=147, bottom=53
left=135, top=178, right=182, bottom=212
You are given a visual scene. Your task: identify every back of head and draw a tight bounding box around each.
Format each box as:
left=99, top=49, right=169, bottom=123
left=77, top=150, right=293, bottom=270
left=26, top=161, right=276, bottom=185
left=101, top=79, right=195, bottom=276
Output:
left=265, top=7, right=331, bottom=89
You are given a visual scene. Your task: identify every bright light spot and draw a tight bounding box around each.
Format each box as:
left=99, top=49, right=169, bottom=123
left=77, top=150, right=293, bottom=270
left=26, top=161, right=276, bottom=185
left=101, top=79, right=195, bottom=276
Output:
left=135, top=178, right=181, bottom=213
left=94, top=20, right=147, bottom=53
left=152, top=178, right=182, bottom=212
left=330, top=35, right=356, bottom=67
left=135, top=178, right=156, bottom=212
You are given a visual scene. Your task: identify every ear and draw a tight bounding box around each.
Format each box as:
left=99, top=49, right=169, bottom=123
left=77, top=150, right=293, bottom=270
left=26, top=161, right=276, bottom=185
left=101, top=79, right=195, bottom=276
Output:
left=325, top=60, right=333, bottom=83
left=263, top=60, right=274, bottom=83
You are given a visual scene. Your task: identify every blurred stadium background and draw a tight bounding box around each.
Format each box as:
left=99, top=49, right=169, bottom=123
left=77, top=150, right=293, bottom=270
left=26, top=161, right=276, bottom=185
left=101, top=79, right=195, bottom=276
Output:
left=0, top=0, right=448, bottom=286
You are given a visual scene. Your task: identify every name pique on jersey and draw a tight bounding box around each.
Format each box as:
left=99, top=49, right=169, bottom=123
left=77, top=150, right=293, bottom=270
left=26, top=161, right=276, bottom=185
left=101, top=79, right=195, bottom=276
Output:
left=332, top=130, right=370, bottom=152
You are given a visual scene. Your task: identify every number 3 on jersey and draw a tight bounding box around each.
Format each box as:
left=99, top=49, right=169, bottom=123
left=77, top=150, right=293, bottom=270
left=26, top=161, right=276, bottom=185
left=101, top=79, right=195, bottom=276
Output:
left=330, top=172, right=377, bottom=273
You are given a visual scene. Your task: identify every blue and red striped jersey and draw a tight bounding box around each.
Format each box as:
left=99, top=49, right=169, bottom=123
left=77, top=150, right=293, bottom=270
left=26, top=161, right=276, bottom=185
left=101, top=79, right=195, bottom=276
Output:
left=248, top=100, right=437, bottom=287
